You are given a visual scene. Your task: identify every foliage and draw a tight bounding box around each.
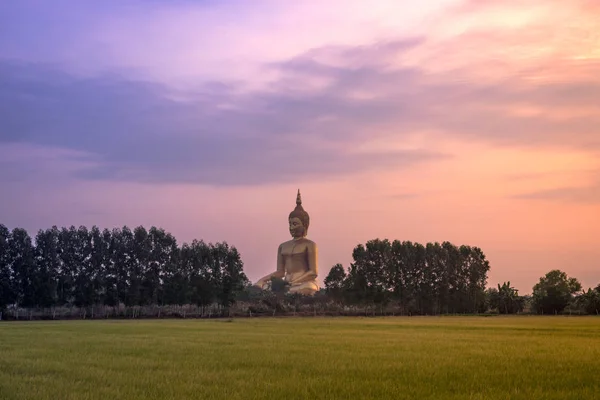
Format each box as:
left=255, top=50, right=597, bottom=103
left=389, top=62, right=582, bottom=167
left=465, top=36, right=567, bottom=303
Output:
left=0, top=224, right=14, bottom=310
left=532, top=269, right=582, bottom=315
left=573, top=285, right=600, bottom=315
left=339, top=239, right=490, bottom=314
left=0, top=223, right=248, bottom=311
left=324, top=263, right=346, bottom=302
left=486, top=282, right=525, bottom=314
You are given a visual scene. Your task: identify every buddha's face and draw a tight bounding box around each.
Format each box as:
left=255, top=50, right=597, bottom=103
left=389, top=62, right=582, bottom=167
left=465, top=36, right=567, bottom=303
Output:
left=289, top=217, right=306, bottom=238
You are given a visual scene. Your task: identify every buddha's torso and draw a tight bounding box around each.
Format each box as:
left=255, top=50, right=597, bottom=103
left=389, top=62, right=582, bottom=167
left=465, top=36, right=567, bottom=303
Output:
left=279, top=238, right=314, bottom=282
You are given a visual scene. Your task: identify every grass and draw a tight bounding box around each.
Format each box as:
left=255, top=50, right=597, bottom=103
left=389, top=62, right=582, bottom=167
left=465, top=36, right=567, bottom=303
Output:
left=1, top=316, right=599, bottom=399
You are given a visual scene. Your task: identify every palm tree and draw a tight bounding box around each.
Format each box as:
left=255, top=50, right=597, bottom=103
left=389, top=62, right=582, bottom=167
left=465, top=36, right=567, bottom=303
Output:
left=497, top=281, right=521, bottom=314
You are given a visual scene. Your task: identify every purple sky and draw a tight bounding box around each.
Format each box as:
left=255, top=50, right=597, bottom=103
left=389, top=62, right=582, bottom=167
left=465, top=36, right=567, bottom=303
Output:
left=1, top=0, right=599, bottom=293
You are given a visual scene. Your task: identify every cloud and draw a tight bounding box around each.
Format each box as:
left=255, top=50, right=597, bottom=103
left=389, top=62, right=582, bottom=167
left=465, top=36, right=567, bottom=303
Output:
left=0, top=0, right=458, bottom=87
left=0, top=58, right=445, bottom=186
left=3, top=23, right=600, bottom=186
left=2, top=0, right=600, bottom=187
left=267, top=41, right=600, bottom=151
left=513, top=176, right=600, bottom=204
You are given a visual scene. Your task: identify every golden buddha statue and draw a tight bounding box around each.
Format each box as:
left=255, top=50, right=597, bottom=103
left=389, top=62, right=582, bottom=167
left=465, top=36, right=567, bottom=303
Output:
left=254, top=190, right=319, bottom=296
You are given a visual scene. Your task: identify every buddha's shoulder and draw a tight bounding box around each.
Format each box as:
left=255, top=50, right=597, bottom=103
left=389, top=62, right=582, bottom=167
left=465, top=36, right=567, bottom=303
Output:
left=279, top=238, right=317, bottom=247
left=301, top=238, right=317, bottom=246
left=298, top=238, right=317, bottom=250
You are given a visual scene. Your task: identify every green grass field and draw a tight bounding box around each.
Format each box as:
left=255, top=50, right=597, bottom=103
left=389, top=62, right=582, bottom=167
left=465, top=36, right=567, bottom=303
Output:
left=1, top=316, right=599, bottom=399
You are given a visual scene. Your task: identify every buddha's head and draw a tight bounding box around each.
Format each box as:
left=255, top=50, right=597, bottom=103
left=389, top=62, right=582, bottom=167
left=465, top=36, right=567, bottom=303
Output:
left=288, top=189, right=310, bottom=238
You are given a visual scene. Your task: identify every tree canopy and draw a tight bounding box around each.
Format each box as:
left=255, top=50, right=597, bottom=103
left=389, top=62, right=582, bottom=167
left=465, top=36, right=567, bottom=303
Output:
left=325, top=239, right=490, bottom=314
left=0, top=224, right=249, bottom=311
left=532, top=270, right=582, bottom=314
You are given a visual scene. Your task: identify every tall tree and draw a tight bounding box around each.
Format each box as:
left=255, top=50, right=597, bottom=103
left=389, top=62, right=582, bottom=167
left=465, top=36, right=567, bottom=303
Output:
left=104, top=228, right=122, bottom=306
left=0, top=224, right=14, bottom=311
left=57, top=226, right=78, bottom=305
left=73, top=226, right=94, bottom=307
left=190, top=240, right=215, bottom=307
left=128, top=226, right=150, bottom=306
left=117, top=226, right=136, bottom=306
left=532, top=269, right=582, bottom=314
left=212, top=242, right=249, bottom=307
left=144, top=227, right=178, bottom=305
left=324, top=263, right=346, bottom=302
left=33, top=227, right=60, bottom=307
left=87, top=226, right=109, bottom=306
left=344, top=239, right=393, bottom=306
left=461, top=245, right=490, bottom=313
left=425, top=242, right=445, bottom=314
left=404, top=241, right=426, bottom=314
left=412, top=242, right=429, bottom=314
left=165, top=241, right=194, bottom=306
left=442, top=242, right=464, bottom=313
left=9, top=228, right=36, bottom=308
left=388, top=241, right=409, bottom=308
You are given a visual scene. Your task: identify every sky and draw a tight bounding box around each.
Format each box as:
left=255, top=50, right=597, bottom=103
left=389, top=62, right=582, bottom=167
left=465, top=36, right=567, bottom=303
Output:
left=1, top=0, right=599, bottom=294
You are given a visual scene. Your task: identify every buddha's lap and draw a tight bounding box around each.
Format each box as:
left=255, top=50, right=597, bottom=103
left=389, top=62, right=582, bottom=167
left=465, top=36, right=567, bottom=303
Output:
left=289, top=280, right=319, bottom=291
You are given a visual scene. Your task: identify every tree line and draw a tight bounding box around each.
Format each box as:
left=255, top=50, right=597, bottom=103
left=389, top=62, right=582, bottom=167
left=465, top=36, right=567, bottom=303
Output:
left=323, top=239, right=490, bottom=314
left=488, top=271, right=600, bottom=316
left=1, top=224, right=598, bottom=319
left=323, top=241, right=599, bottom=316
left=0, top=224, right=249, bottom=314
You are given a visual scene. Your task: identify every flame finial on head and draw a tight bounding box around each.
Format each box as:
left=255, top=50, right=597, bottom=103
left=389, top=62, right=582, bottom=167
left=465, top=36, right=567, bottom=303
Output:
left=289, top=189, right=310, bottom=233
